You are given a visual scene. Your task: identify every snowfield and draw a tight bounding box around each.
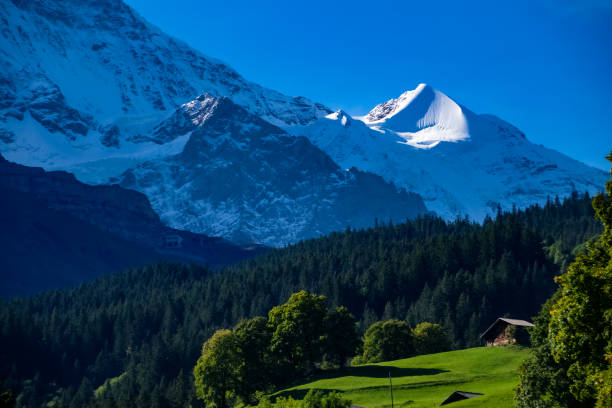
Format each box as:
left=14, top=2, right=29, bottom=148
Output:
left=291, top=84, right=606, bottom=220
left=0, top=0, right=606, bottom=244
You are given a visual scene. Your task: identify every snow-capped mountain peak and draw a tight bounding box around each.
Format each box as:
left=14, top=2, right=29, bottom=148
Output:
left=297, top=84, right=607, bottom=221
left=1, top=0, right=606, bottom=244
left=181, top=94, right=222, bottom=126
left=362, top=84, right=469, bottom=148
left=325, top=109, right=352, bottom=127
left=363, top=83, right=430, bottom=123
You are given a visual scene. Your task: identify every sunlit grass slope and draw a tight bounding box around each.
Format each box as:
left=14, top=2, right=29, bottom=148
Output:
left=278, top=346, right=528, bottom=408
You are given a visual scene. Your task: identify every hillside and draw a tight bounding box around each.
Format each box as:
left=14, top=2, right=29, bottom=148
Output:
left=279, top=347, right=528, bottom=408
left=0, top=194, right=601, bottom=407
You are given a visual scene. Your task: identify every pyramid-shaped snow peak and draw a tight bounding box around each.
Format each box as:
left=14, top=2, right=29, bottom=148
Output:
left=362, top=84, right=470, bottom=148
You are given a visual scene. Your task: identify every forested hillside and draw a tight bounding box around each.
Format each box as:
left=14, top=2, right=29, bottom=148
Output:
left=0, top=192, right=601, bottom=408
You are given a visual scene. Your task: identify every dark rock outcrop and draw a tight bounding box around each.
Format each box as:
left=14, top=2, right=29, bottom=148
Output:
left=0, top=155, right=266, bottom=296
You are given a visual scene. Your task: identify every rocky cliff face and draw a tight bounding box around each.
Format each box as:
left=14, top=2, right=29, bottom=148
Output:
left=120, top=95, right=428, bottom=245
left=0, top=185, right=163, bottom=297
left=0, top=154, right=161, bottom=243
left=0, top=155, right=265, bottom=263
left=0, top=0, right=330, bottom=163
left=1, top=0, right=603, bottom=245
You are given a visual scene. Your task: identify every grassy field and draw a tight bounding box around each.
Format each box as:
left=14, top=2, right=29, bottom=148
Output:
left=277, top=346, right=529, bottom=407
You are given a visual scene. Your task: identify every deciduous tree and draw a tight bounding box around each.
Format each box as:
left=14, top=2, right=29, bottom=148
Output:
left=361, top=319, right=413, bottom=363
left=516, top=152, right=612, bottom=408
left=267, top=291, right=328, bottom=377
left=193, top=330, right=240, bottom=408
left=412, top=322, right=451, bottom=355
left=324, top=306, right=361, bottom=367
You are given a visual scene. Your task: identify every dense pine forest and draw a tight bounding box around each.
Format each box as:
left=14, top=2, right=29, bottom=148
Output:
left=0, top=192, right=602, bottom=408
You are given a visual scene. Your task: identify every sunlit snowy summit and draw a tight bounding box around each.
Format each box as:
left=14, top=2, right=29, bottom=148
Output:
left=0, top=0, right=606, bottom=244
left=294, top=83, right=606, bottom=220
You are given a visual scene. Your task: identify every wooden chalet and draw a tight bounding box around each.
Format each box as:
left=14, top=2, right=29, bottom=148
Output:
left=440, top=391, right=483, bottom=405
left=480, top=317, right=534, bottom=346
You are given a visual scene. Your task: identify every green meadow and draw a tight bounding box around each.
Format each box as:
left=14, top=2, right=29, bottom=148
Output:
left=277, top=346, right=529, bottom=407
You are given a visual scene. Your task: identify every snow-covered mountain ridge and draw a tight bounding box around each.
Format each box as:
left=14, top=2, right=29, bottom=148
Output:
left=0, top=0, right=606, bottom=244
left=294, top=84, right=607, bottom=220
left=119, top=94, right=427, bottom=245
left=362, top=83, right=470, bottom=148
left=0, top=0, right=330, bottom=174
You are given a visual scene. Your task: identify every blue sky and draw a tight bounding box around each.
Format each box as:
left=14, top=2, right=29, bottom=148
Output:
left=125, top=0, right=612, bottom=170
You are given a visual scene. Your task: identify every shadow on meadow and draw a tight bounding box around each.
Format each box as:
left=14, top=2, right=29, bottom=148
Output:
left=344, top=365, right=447, bottom=378
left=274, top=365, right=448, bottom=400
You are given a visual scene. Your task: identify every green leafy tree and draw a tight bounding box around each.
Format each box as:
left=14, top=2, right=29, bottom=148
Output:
left=324, top=306, right=361, bottom=367
left=361, top=319, right=414, bottom=363
left=193, top=329, right=241, bottom=408
left=515, top=291, right=580, bottom=407
left=547, top=153, right=612, bottom=405
left=232, top=317, right=273, bottom=403
left=268, top=291, right=328, bottom=377
left=412, top=322, right=451, bottom=355
left=516, top=152, right=612, bottom=408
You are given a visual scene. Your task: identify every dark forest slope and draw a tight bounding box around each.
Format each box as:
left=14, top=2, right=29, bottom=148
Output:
left=0, top=193, right=602, bottom=407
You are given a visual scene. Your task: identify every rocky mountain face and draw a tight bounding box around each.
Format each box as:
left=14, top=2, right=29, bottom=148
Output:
left=0, top=0, right=605, bottom=247
left=0, top=155, right=159, bottom=243
left=0, top=0, right=428, bottom=246
left=0, top=0, right=330, bottom=172
left=293, top=84, right=607, bottom=220
left=0, top=155, right=265, bottom=265
left=120, top=95, right=428, bottom=245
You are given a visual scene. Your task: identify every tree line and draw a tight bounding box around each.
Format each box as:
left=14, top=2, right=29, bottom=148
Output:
left=0, top=191, right=602, bottom=407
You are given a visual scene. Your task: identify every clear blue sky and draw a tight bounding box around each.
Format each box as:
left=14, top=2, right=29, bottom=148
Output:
left=125, top=0, right=612, bottom=170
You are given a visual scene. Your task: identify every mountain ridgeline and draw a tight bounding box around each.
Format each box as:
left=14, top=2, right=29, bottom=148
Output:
left=119, top=95, right=428, bottom=245
left=0, top=0, right=606, bottom=246
left=0, top=193, right=602, bottom=408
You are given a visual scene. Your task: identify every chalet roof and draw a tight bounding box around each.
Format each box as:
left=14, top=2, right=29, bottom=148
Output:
left=440, top=391, right=483, bottom=405
left=480, top=317, right=534, bottom=339
left=497, top=318, right=534, bottom=327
